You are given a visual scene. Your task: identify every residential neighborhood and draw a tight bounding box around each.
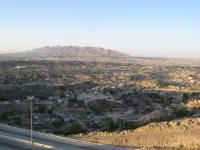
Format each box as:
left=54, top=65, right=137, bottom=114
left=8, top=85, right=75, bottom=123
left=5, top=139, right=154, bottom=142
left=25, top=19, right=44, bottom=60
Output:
left=0, top=59, right=200, bottom=136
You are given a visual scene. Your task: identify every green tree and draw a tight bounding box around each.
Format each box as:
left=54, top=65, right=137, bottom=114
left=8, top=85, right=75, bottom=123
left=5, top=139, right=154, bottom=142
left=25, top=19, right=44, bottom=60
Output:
left=14, top=117, right=21, bottom=125
left=65, top=122, right=84, bottom=135
left=182, top=93, right=189, bottom=103
left=0, top=112, right=8, bottom=121
left=172, top=108, right=194, bottom=117
left=104, top=117, right=119, bottom=131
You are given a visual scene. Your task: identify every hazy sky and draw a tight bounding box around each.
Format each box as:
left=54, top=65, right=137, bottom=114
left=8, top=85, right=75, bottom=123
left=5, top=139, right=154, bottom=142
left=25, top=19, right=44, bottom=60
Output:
left=0, top=0, right=200, bottom=58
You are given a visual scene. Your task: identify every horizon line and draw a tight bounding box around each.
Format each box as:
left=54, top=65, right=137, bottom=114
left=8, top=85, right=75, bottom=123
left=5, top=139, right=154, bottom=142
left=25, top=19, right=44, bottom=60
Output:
left=0, top=45, right=200, bottom=60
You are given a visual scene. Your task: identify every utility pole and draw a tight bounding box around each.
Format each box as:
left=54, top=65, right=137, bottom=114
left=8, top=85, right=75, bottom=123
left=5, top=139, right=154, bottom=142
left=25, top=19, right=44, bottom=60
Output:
left=28, top=96, right=34, bottom=145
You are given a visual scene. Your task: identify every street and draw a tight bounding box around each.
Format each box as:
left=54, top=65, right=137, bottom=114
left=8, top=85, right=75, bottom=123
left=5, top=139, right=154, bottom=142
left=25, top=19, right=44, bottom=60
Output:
left=0, top=124, right=132, bottom=150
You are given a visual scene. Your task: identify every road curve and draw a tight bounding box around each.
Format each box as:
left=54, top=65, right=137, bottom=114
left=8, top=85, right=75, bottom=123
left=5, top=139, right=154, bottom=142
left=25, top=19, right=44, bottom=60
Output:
left=0, top=124, right=134, bottom=150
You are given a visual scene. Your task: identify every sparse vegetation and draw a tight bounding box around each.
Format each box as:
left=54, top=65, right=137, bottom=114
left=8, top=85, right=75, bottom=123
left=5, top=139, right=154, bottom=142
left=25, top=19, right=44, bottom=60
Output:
left=1, top=57, right=200, bottom=148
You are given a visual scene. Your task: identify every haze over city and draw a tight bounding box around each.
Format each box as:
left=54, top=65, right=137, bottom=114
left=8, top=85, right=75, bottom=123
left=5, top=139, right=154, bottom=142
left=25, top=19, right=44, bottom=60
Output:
left=0, top=0, right=200, bottom=58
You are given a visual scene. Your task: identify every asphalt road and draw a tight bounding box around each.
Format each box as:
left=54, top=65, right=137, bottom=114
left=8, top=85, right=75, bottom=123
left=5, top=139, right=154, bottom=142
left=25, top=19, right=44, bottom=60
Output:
left=0, top=133, right=49, bottom=150
left=0, top=124, right=134, bottom=150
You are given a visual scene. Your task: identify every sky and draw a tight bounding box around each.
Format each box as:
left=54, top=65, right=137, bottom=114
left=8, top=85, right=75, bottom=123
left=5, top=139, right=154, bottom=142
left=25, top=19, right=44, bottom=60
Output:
left=0, top=0, right=200, bottom=58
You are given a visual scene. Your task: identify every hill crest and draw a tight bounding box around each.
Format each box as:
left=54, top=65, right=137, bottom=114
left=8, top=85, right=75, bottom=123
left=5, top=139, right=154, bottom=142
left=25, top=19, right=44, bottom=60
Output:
left=3, top=46, right=133, bottom=62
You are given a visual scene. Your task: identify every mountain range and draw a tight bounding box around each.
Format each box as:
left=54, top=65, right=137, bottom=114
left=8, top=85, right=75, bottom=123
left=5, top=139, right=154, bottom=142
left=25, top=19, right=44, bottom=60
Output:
left=1, top=46, right=133, bottom=62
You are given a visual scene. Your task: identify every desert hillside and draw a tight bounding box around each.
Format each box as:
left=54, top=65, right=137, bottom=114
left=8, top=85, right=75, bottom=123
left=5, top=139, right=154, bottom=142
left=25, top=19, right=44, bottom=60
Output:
left=72, top=118, right=200, bottom=149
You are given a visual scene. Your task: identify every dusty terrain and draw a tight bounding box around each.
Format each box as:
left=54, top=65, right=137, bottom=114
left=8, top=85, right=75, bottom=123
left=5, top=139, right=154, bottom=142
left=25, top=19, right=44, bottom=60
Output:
left=72, top=118, right=200, bottom=149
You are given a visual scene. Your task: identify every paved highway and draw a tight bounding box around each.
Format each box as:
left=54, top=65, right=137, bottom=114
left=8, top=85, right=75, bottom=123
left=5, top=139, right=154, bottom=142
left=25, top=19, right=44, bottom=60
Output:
left=0, top=134, right=47, bottom=150
left=0, top=124, right=134, bottom=150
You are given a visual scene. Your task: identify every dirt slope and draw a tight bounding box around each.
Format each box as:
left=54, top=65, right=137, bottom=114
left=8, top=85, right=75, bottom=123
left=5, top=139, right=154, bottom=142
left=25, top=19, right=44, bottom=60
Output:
left=72, top=118, right=200, bottom=149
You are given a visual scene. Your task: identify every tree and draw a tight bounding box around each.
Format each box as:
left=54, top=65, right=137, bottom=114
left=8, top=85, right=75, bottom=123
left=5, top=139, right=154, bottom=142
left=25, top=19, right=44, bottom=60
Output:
left=65, top=122, right=84, bottom=135
left=15, top=117, right=21, bottom=125
left=182, top=93, right=189, bottom=103
left=104, top=117, right=119, bottom=131
left=172, top=107, right=194, bottom=117
left=0, top=112, right=8, bottom=121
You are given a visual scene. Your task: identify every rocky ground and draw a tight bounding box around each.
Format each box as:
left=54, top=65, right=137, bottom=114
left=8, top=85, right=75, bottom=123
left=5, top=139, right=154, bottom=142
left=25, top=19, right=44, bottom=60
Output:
left=72, top=118, right=200, bottom=149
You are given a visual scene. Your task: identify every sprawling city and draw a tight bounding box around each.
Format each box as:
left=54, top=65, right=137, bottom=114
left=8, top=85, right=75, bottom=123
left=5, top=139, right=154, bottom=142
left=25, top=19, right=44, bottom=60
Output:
left=0, top=46, right=200, bottom=149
